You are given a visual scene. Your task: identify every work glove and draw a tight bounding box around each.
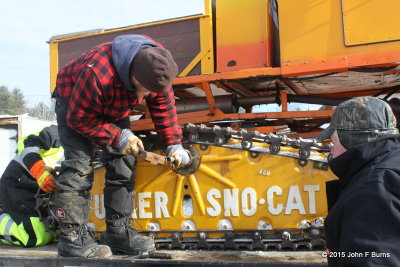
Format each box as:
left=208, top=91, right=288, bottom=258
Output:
left=30, top=161, right=57, bottom=193
left=165, top=145, right=191, bottom=169
left=116, top=129, right=144, bottom=156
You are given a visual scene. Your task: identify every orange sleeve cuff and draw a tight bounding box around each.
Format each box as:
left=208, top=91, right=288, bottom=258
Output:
left=30, top=160, right=46, bottom=180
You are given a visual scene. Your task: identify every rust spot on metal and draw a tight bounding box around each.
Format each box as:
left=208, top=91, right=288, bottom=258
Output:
left=219, top=161, right=231, bottom=177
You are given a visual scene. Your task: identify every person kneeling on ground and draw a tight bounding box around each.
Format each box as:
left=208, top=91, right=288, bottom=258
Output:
left=0, top=125, right=63, bottom=247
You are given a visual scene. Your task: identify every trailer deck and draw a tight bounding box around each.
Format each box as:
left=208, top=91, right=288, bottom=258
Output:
left=0, top=243, right=327, bottom=266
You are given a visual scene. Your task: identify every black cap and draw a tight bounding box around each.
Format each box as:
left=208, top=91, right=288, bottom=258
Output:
left=131, top=47, right=178, bottom=93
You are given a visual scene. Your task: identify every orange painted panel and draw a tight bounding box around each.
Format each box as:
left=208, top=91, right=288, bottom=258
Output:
left=279, top=0, right=400, bottom=75
left=217, top=42, right=270, bottom=72
left=281, top=48, right=400, bottom=77
left=216, top=0, right=272, bottom=72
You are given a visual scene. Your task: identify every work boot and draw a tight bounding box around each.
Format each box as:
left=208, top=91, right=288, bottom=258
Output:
left=58, top=224, right=112, bottom=258
left=102, top=217, right=155, bottom=255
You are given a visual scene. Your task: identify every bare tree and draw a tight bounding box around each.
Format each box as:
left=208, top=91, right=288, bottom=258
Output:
left=28, top=99, right=56, bottom=121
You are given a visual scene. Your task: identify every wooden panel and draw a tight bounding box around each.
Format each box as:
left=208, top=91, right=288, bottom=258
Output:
left=58, top=19, right=201, bottom=75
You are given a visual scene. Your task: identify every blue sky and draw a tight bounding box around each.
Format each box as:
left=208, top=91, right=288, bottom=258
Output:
left=0, top=0, right=204, bottom=107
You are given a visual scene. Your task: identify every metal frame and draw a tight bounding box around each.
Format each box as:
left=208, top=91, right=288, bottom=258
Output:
left=132, top=77, right=334, bottom=135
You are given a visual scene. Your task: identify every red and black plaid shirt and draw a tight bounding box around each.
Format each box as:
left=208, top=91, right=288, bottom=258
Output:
left=55, top=42, right=182, bottom=148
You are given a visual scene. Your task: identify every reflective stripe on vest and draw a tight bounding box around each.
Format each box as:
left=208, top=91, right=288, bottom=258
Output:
left=20, top=146, right=40, bottom=159
left=14, top=147, right=41, bottom=174
left=4, top=218, right=14, bottom=244
left=0, top=213, right=15, bottom=244
left=17, top=132, right=64, bottom=169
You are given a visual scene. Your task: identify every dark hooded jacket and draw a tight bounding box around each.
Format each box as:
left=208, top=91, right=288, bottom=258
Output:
left=55, top=34, right=182, bottom=147
left=325, top=135, right=400, bottom=267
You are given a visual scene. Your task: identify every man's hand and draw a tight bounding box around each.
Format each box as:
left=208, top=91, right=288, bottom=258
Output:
left=30, top=161, right=57, bottom=193
left=117, top=129, right=144, bottom=156
left=166, top=145, right=191, bottom=169
left=37, top=172, right=57, bottom=193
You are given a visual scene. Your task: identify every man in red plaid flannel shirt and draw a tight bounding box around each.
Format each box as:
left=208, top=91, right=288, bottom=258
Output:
left=53, top=34, right=190, bottom=258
